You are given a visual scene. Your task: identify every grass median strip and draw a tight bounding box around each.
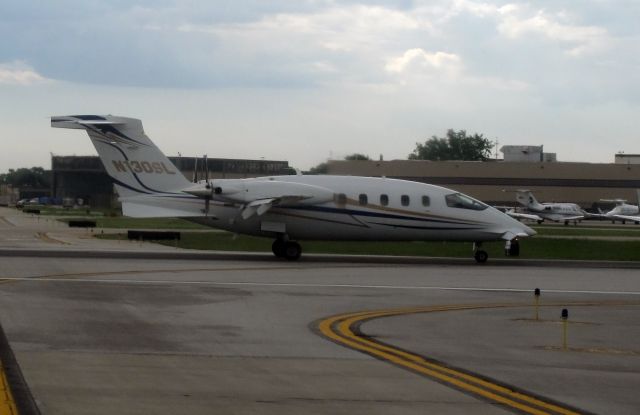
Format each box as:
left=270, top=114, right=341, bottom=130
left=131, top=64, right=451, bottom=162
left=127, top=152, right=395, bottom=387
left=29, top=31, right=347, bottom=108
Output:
left=98, top=231, right=640, bottom=261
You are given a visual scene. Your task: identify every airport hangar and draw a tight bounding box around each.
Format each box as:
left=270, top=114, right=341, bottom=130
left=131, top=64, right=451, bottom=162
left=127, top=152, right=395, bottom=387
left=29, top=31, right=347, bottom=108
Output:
left=50, top=147, right=640, bottom=211
left=50, top=155, right=291, bottom=209
left=327, top=150, right=640, bottom=210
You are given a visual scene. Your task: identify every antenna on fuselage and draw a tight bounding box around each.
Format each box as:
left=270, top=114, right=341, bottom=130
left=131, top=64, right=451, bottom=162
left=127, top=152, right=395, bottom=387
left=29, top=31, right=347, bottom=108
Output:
left=193, top=157, right=198, bottom=183
left=203, top=154, right=211, bottom=215
left=204, top=154, right=210, bottom=188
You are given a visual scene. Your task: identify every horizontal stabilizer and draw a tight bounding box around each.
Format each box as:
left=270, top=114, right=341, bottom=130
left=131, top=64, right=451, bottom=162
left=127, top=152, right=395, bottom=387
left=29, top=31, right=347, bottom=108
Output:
left=52, top=115, right=125, bottom=130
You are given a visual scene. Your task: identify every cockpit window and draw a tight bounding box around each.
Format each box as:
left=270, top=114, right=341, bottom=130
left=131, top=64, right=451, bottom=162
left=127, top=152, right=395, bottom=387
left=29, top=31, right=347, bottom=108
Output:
left=445, top=193, right=488, bottom=211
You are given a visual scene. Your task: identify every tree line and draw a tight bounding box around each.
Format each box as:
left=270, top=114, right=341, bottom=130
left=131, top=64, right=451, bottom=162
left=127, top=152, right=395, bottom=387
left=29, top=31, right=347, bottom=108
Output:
left=308, top=129, right=493, bottom=173
left=0, top=167, right=51, bottom=188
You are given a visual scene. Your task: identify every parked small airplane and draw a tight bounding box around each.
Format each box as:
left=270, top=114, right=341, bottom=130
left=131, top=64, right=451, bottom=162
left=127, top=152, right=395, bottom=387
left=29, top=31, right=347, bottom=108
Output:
left=598, top=195, right=640, bottom=224
left=512, top=190, right=585, bottom=225
left=51, top=115, right=535, bottom=263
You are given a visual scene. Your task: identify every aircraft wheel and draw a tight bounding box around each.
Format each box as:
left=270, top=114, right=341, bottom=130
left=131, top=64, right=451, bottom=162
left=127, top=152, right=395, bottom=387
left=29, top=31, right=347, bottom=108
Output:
left=272, top=240, right=285, bottom=258
left=474, top=250, right=488, bottom=264
left=283, top=241, right=302, bottom=261
left=537, top=220, right=543, bottom=224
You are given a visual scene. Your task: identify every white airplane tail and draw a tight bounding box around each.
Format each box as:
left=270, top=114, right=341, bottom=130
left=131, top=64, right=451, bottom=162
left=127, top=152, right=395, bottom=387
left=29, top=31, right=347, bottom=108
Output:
left=51, top=115, right=203, bottom=217
left=515, top=190, right=545, bottom=211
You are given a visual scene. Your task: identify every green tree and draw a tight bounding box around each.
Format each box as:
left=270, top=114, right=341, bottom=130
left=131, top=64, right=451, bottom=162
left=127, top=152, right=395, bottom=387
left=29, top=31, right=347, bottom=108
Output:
left=344, top=153, right=371, bottom=161
left=408, top=129, right=492, bottom=161
left=307, top=162, right=329, bottom=175
left=307, top=153, right=371, bottom=175
left=0, top=167, right=50, bottom=188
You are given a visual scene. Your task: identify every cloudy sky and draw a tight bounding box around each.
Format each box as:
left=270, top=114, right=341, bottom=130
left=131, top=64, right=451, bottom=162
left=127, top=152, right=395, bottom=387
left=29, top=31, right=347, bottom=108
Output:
left=1, top=0, right=639, bottom=172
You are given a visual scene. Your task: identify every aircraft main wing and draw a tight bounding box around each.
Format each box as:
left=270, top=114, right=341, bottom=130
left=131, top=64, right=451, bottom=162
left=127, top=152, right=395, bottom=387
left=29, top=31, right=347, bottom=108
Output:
left=183, top=180, right=335, bottom=220
left=611, top=214, right=640, bottom=223
left=240, top=196, right=309, bottom=219
left=504, top=210, right=543, bottom=222
left=544, top=214, right=584, bottom=222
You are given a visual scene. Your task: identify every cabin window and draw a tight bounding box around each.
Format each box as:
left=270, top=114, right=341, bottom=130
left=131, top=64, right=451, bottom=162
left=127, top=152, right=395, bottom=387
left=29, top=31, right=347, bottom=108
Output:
left=445, top=193, right=488, bottom=211
left=401, top=195, right=410, bottom=206
left=380, top=194, right=389, bottom=206
left=336, top=193, right=347, bottom=204
left=359, top=194, right=368, bottom=205
left=422, top=195, right=430, bottom=207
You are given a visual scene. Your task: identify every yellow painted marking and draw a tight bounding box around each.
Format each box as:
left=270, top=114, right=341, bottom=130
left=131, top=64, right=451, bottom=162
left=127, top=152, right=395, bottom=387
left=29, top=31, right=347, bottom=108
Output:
left=318, top=303, right=634, bottom=415
left=0, top=364, right=18, bottom=415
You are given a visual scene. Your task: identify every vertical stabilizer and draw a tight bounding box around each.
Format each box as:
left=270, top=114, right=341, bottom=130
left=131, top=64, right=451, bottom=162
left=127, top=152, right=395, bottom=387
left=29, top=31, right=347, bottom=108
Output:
left=51, top=115, right=190, bottom=197
left=515, top=190, right=545, bottom=211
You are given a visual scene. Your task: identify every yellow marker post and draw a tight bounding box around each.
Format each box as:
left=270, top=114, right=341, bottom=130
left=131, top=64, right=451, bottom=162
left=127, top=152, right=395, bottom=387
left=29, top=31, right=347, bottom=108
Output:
left=534, top=288, right=540, bottom=321
left=561, top=308, right=569, bottom=350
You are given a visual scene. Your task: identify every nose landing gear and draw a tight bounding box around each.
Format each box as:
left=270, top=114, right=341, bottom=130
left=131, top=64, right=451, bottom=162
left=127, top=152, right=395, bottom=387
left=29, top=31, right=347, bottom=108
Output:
left=473, top=242, right=488, bottom=263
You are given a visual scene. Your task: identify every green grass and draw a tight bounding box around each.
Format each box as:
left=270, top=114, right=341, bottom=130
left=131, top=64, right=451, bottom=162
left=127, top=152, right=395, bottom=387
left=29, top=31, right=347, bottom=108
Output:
left=99, top=231, right=640, bottom=261
left=22, top=206, right=106, bottom=216
left=60, top=217, right=209, bottom=229
left=532, top=226, right=640, bottom=237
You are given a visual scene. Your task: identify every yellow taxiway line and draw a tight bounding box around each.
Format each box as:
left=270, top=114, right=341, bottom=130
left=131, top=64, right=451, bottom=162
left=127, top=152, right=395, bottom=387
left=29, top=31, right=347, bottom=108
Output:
left=0, top=364, right=17, bottom=415
left=317, top=303, right=617, bottom=415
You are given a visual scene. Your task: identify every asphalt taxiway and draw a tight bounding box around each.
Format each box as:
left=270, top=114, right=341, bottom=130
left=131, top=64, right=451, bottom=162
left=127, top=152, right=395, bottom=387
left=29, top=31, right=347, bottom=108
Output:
left=1, top=208, right=639, bottom=414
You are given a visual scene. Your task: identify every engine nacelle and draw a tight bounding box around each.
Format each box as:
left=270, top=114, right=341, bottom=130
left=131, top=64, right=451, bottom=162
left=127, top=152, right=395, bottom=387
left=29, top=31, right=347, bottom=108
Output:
left=207, top=179, right=334, bottom=205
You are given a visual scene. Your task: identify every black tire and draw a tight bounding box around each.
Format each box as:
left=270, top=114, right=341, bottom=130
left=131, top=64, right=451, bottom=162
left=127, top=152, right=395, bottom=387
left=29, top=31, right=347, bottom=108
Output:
left=474, top=250, right=488, bottom=263
left=272, top=240, right=285, bottom=258
left=509, top=240, right=520, bottom=256
left=283, top=241, right=302, bottom=261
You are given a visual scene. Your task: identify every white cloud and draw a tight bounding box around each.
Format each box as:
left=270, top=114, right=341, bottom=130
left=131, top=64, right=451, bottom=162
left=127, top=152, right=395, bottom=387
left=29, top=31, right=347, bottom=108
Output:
left=385, top=49, right=461, bottom=75
left=178, top=5, right=433, bottom=54
left=0, top=61, right=49, bottom=85
left=498, top=11, right=610, bottom=56
left=384, top=47, right=528, bottom=92
left=430, top=1, right=611, bottom=56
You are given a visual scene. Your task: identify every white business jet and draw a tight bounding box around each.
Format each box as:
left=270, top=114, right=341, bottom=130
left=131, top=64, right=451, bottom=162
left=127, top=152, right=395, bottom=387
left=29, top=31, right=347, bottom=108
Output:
left=513, top=190, right=585, bottom=225
left=598, top=195, right=640, bottom=224
left=51, top=115, right=535, bottom=263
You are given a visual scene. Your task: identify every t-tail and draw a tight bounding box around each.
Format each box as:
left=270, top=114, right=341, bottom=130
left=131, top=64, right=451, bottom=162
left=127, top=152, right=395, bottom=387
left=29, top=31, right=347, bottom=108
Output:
left=515, top=189, right=544, bottom=211
left=51, top=115, right=204, bottom=217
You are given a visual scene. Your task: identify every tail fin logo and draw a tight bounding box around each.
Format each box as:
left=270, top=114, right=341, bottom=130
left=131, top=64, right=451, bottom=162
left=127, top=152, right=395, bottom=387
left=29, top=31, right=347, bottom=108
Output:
left=88, top=124, right=150, bottom=148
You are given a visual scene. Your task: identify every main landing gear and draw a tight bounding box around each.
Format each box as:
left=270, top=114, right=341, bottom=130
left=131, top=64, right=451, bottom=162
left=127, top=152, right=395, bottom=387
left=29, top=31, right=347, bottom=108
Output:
left=473, top=242, right=488, bottom=264
left=272, top=238, right=302, bottom=261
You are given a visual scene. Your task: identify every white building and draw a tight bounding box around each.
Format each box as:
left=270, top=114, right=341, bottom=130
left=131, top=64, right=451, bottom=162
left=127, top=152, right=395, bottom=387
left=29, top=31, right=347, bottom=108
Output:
left=500, top=145, right=557, bottom=162
left=615, top=154, right=640, bottom=164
